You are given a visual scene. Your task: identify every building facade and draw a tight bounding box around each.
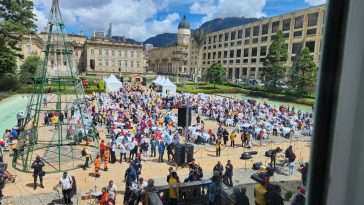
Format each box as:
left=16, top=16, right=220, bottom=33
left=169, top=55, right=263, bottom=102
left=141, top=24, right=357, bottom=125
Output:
left=17, top=32, right=144, bottom=75
left=148, top=16, right=190, bottom=76
left=84, top=37, right=144, bottom=74
left=196, top=5, right=325, bottom=81
left=148, top=5, right=325, bottom=82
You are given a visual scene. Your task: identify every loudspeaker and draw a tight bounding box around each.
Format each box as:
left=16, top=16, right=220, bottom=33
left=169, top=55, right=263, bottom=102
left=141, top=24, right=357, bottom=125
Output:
left=253, top=162, right=262, bottom=170
left=186, top=144, right=194, bottom=163
left=178, top=107, right=191, bottom=127
left=174, top=144, right=186, bottom=165
left=142, top=77, right=147, bottom=86
left=241, top=152, right=251, bottom=159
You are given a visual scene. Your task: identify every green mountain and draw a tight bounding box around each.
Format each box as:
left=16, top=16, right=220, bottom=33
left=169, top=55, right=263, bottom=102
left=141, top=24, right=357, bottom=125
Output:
left=144, top=17, right=259, bottom=47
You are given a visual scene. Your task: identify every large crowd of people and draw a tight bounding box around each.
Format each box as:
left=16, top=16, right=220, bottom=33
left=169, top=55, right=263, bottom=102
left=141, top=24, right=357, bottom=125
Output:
left=0, top=81, right=313, bottom=205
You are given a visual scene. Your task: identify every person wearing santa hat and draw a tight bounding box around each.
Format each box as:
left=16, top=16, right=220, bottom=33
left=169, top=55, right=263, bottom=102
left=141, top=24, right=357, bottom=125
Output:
left=291, top=187, right=306, bottom=205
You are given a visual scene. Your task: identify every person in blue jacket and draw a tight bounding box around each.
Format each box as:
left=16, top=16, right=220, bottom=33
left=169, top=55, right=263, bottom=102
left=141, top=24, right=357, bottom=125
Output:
left=158, top=141, right=165, bottom=162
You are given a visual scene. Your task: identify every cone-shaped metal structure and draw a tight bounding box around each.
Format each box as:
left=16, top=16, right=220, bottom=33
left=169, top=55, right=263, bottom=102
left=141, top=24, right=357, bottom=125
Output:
left=13, top=0, right=99, bottom=173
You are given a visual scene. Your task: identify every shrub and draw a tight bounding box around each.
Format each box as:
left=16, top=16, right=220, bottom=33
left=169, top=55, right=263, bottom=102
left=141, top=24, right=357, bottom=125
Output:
left=0, top=73, right=19, bottom=91
left=284, top=191, right=294, bottom=201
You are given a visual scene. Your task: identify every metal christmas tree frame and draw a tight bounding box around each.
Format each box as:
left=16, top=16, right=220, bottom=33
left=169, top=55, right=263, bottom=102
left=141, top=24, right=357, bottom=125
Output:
left=13, top=0, right=99, bottom=173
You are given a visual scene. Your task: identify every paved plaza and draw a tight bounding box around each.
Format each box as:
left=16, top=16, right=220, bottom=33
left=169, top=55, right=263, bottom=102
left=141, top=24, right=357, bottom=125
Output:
left=1, top=112, right=311, bottom=205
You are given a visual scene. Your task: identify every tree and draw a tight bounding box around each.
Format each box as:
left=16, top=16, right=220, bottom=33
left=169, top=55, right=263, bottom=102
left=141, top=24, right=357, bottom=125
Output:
left=191, top=29, right=207, bottom=88
left=290, top=47, right=317, bottom=97
left=0, top=0, right=37, bottom=57
left=206, top=63, right=226, bottom=88
left=262, top=30, right=288, bottom=93
left=20, top=55, right=41, bottom=83
left=0, top=45, right=17, bottom=75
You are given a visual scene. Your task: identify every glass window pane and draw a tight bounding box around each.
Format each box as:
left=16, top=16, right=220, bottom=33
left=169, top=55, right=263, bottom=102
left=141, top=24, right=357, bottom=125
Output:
left=295, top=15, right=304, bottom=29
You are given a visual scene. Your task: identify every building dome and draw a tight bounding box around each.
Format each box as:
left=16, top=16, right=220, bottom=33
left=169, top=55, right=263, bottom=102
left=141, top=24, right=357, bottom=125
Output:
left=178, top=16, right=190, bottom=29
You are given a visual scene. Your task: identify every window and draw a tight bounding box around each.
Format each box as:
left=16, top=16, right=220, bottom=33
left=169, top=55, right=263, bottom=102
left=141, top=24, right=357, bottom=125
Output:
left=236, top=49, right=241, bottom=58
left=105, top=59, right=108, bottom=66
left=252, top=47, right=257, bottom=56
left=251, top=58, right=257, bottom=63
left=272, top=21, right=280, bottom=33
left=98, top=59, right=102, bottom=66
left=118, top=50, right=122, bottom=57
left=137, top=61, right=140, bottom=67
left=124, top=51, right=128, bottom=58
left=250, top=67, right=256, bottom=73
left=203, top=53, right=206, bottom=60
left=208, top=53, right=211, bottom=59
left=213, top=52, right=216, bottom=59
left=244, top=39, right=250, bottom=45
left=306, top=41, right=316, bottom=52
left=236, top=59, right=240, bottom=64
left=230, top=42, right=235, bottom=46
left=229, top=60, right=233, bottom=64
left=230, top=31, right=236, bottom=40
left=105, top=49, right=108, bottom=57
left=131, top=51, right=134, bottom=58
left=228, top=68, right=233, bottom=79
left=253, top=38, right=259, bottom=43
left=292, top=43, right=302, bottom=54
left=208, top=37, right=212, bottom=44
left=213, top=35, right=217, bottom=43
left=243, top=48, right=249, bottom=57
left=284, top=33, right=290, bottom=38
left=118, top=60, right=122, bottom=66
left=225, top=32, right=229, bottom=41
left=218, top=51, right=221, bottom=59
left=99, top=49, right=102, bottom=56
left=91, top=49, right=94, bottom=56
left=223, top=60, right=227, bottom=64
left=90, top=59, right=95, bottom=69
left=245, top=28, right=251, bottom=38
left=112, top=50, right=115, bottom=56
left=294, top=16, right=304, bottom=29
left=131, top=61, right=134, bottom=67
left=111, top=59, right=115, bottom=66
left=307, top=28, right=317, bottom=35
left=224, top=43, right=228, bottom=47
left=253, top=26, right=260, bottom=36
left=283, top=19, right=291, bottom=31
left=229, top=50, right=235, bottom=58
left=260, top=46, right=267, bottom=56
left=243, top=59, right=248, bottom=63
left=125, top=61, right=128, bottom=67
left=243, top=67, right=247, bottom=75
left=224, top=51, right=228, bottom=58
left=237, top=30, right=243, bottom=39
left=219, top=34, right=223, bottom=42
left=294, top=31, right=302, bottom=37
left=237, top=40, right=242, bottom=45
left=261, top=36, right=268, bottom=42
left=308, top=12, right=319, bottom=26
left=262, top=24, right=269, bottom=35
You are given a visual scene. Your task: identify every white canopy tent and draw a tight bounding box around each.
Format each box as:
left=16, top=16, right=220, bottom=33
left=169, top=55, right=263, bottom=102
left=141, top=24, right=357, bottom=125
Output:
left=152, top=76, right=164, bottom=84
left=105, top=74, right=123, bottom=92
left=161, top=78, right=176, bottom=96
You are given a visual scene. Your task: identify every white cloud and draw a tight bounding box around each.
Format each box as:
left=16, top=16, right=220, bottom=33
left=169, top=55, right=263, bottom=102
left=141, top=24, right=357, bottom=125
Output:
left=190, top=0, right=266, bottom=24
left=304, top=0, right=326, bottom=6
left=151, top=13, right=180, bottom=33
left=31, top=0, right=180, bottom=41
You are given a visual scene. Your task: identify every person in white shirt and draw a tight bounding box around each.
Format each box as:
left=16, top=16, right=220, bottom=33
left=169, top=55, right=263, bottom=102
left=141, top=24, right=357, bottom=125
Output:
left=128, top=138, right=137, bottom=161
left=106, top=180, right=117, bottom=203
left=119, top=142, right=127, bottom=163
left=59, top=172, right=73, bottom=205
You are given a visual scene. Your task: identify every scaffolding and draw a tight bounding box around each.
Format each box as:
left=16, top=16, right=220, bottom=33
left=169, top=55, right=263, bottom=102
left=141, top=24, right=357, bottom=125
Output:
left=13, top=0, right=99, bottom=173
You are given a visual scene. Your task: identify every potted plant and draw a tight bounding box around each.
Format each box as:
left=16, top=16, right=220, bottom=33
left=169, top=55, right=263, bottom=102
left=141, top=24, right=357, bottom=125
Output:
left=284, top=190, right=294, bottom=201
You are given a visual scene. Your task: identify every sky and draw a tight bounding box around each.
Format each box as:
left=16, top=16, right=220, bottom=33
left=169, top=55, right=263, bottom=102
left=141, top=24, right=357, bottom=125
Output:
left=31, top=0, right=326, bottom=42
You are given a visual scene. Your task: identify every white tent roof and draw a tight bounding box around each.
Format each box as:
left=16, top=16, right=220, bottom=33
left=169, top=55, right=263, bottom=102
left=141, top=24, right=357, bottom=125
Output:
left=105, top=74, right=123, bottom=91
left=153, top=76, right=164, bottom=84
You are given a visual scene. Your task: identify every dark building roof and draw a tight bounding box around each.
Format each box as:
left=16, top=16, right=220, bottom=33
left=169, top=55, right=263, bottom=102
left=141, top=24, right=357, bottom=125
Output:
left=178, top=16, right=190, bottom=29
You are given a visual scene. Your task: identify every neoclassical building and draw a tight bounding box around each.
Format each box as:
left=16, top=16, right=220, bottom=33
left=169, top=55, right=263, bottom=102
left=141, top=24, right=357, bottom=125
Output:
left=148, top=16, right=190, bottom=76
left=17, top=32, right=145, bottom=75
